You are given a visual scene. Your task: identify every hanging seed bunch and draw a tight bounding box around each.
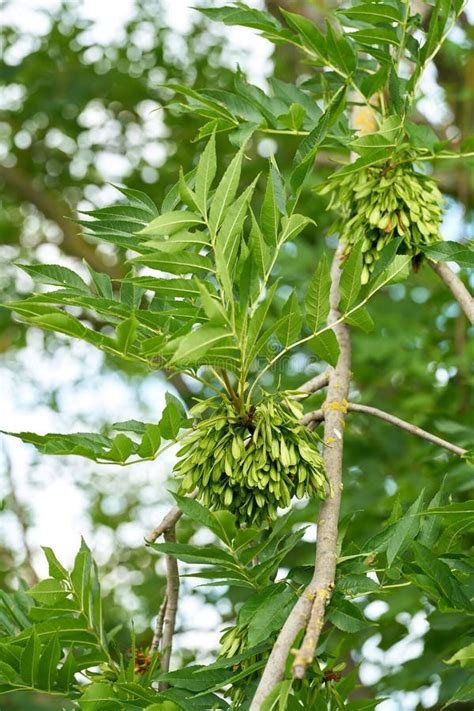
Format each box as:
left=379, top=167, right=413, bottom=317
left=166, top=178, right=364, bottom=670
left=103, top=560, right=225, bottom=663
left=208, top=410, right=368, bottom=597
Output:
left=174, top=396, right=326, bottom=526
left=319, top=163, right=443, bottom=283
left=219, top=624, right=264, bottom=705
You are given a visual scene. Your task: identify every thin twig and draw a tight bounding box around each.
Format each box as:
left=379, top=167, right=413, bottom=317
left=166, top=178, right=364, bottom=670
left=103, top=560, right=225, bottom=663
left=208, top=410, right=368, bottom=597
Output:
left=149, top=488, right=198, bottom=543
left=158, top=527, right=180, bottom=689
left=150, top=594, right=167, bottom=654
left=347, top=402, right=467, bottom=456
left=292, top=244, right=352, bottom=680
left=294, top=370, right=330, bottom=398
left=250, top=244, right=352, bottom=709
left=299, top=409, right=325, bottom=427
left=429, top=260, right=474, bottom=324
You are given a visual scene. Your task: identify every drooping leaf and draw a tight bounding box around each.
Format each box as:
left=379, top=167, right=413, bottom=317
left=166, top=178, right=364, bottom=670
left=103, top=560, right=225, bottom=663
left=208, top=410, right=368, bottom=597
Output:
left=115, top=313, right=138, bottom=355
left=422, top=241, right=474, bottom=268
left=344, top=307, right=374, bottom=333
left=159, top=393, right=186, bottom=440
left=309, top=329, right=339, bottom=367
left=327, top=596, right=369, bottom=633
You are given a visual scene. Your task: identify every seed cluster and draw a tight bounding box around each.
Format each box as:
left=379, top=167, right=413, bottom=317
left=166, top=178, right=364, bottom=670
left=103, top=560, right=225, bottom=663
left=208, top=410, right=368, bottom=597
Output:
left=320, top=164, right=443, bottom=283
left=175, top=397, right=326, bottom=525
left=219, top=624, right=260, bottom=705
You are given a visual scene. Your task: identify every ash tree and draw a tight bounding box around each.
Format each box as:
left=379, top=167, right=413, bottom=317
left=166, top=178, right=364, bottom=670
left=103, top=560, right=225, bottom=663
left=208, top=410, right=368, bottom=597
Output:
left=1, top=2, right=474, bottom=710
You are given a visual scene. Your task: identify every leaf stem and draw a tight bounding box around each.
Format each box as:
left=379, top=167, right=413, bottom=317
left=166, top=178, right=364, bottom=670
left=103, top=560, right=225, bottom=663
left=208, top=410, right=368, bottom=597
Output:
left=247, top=255, right=409, bottom=401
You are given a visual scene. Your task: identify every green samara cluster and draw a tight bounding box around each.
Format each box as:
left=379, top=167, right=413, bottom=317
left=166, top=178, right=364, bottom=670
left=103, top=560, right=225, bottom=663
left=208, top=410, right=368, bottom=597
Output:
left=320, top=164, right=443, bottom=283
left=219, top=624, right=259, bottom=705
left=174, top=396, right=326, bottom=525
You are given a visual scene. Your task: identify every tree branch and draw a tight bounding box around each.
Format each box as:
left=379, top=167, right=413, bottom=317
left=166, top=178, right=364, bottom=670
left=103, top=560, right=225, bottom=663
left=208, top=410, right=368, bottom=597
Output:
left=250, top=244, right=352, bottom=710
left=295, top=370, right=330, bottom=398
left=429, top=260, right=474, bottom=324
left=347, top=402, right=467, bottom=457
left=158, top=527, right=180, bottom=688
left=299, top=409, right=325, bottom=428
left=148, top=489, right=198, bottom=543
left=0, top=164, right=123, bottom=278
left=151, top=594, right=167, bottom=654
left=291, top=244, right=352, bottom=679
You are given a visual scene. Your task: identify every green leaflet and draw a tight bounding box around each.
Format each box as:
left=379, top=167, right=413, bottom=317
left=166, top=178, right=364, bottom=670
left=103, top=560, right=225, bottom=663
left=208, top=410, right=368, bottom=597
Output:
left=216, top=178, right=257, bottom=270
left=340, top=242, right=363, bottom=310
left=276, top=291, right=302, bottom=347
left=209, top=149, right=244, bottom=233
left=130, top=251, right=214, bottom=274
left=325, top=20, right=357, bottom=76
left=446, top=642, right=474, bottom=668
left=198, top=283, right=228, bottom=325
left=280, top=213, right=313, bottom=243
left=281, top=9, right=326, bottom=58
left=309, top=330, right=339, bottom=367
left=305, top=254, right=331, bottom=331
left=327, top=596, right=369, bottom=634
left=169, top=325, right=234, bottom=366
left=411, top=543, right=473, bottom=612
left=422, top=240, right=474, bottom=268
left=139, top=210, right=203, bottom=236
left=337, top=3, right=404, bottom=25
left=124, top=276, right=201, bottom=298
left=294, top=85, right=346, bottom=164
left=195, top=132, right=217, bottom=216
left=20, top=631, right=41, bottom=686
left=351, top=27, right=400, bottom=48
left=78, top=682, right=122, bottom=710
left=17, top=263, right=90, bottom=292
left=142, top=229, right=209, bottom=253
left=27, top=580, right=70, bottom=607
left=260, top=163, right=286, bottom=245
left=159, top=393, right=186, bottom=440
left=115, top=313, right=138, bottom=354
left=249, top=210, right=271, bottom=278
left=37, top=634, right=61, bottom=691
